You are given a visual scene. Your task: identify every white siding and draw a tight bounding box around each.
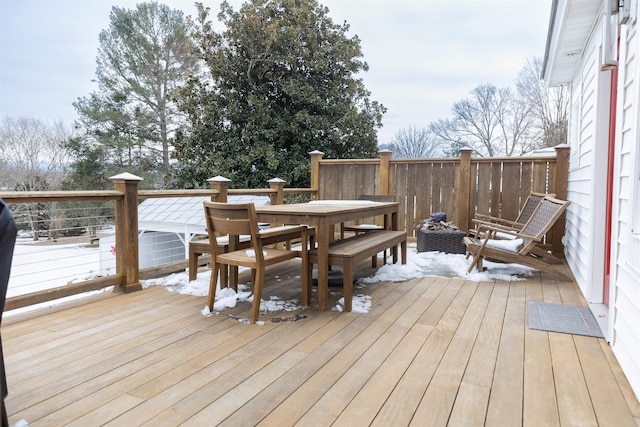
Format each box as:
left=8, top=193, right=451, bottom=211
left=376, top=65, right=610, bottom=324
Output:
left=564, top=19, right=610, bottom=303
left=547, top=0, right=640, bottom=402
left=611, top=19, right=640, bottom=399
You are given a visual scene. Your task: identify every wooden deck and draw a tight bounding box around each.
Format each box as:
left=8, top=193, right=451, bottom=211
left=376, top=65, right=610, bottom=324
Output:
left=3, top=259, right=640, bottom=426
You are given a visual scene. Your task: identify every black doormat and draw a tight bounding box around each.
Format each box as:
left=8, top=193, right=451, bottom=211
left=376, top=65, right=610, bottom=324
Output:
left=527, top=301, right=604, bottom=338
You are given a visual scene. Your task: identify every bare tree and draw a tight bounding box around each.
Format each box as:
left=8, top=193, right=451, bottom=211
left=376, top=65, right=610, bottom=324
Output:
left=430, top=83, right=539, bottom=157
left=496, top=90, right=538, bottom=156
left=0, top=117, right=70, bottom=190
left=0, top=117, right=72, bottom=239
left=381, top=126, right=443, bottom=158
left=517, top=57, right=569, bottom=150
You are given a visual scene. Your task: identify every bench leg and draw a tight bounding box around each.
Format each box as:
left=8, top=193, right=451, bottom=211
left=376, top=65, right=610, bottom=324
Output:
left=343, top=262, right=353, bottom=312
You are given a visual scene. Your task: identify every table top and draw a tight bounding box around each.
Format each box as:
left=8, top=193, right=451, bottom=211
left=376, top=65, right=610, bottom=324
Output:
left=255, top=201, right=398, bottom=217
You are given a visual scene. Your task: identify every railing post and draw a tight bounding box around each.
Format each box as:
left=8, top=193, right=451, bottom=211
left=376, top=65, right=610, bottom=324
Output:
left=552, top=144, right=570, bottom=256
left=268, top=178, right=285, bottom=205
left=110, top=172, right=143, bottom=293
left=309, top=150, right=323, bottom=200
left=456, top=148, right=473, bottom=233
left=207, top=176, right=230, bottom=202
left=378, top=149, right=392, bottom=195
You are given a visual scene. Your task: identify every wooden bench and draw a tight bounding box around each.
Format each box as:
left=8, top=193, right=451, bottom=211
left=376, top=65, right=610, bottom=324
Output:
left=308, top=230, right=407, bottom=312
left=188, top=226, right=314, bottom=282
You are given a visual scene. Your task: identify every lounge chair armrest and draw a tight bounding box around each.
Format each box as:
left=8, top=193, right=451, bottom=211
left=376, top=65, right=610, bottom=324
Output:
left=473, top=220, right=522, bottom=234
left=474, top=214, right=518, bottom=226
left=476, top=222, right=542, bottom=242
left=472, top=217, right=521, bottom=229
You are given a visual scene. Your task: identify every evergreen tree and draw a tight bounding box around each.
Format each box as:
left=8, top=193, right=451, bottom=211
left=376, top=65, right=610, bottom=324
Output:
left=72, top=2, right=199, bottom=188
left=173, top=0, right=385, bottom=188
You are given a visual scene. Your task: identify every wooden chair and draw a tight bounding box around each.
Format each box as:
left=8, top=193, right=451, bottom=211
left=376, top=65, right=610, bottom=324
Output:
left=339, top=194, right=396, bottom=266
left=203, top=201, right=311, bottom=324
left=464, top=195, right=572, bottom=281
left=470, top=192, right=560, bottom=263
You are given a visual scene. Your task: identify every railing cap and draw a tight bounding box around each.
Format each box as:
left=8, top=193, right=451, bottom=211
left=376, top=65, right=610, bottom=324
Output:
left=207, top=176, right=231, bottom=182
left=268, top=178, right=286, bottom=183
left=309, top=150, right=324, bottom=155
left=109, top=172, right=143, bottom=181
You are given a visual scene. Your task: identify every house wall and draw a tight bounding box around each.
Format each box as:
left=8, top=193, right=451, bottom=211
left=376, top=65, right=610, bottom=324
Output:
left=564, top=11, right=610, bottom=305
left=563, top=3, right=640, bottom=398
left=611, top=15, right=640, bottom=399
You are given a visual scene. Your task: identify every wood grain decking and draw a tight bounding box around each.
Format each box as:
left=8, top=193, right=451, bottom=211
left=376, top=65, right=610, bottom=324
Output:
left=2, top=259, right=640, bottom=426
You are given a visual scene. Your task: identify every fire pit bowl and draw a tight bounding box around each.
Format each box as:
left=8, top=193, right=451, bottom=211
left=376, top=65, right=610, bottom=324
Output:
left=416, top=228, right=466, bottom=254
left=416, top=215, right=466, bottom=254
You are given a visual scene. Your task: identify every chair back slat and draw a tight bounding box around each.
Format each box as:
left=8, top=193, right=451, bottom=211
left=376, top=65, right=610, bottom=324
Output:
left=203, top=202, right=263, bottom=255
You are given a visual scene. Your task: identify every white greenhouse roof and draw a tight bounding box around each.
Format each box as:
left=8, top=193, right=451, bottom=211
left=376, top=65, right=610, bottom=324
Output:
left=138, top=195, right=270, bottom=236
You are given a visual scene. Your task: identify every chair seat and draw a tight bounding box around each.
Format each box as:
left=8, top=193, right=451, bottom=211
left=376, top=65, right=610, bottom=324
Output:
left=218, top=247, right=300, bottom=267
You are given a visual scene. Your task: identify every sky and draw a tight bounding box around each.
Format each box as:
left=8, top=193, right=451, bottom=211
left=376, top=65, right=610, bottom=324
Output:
left=0, top=0, right=553, bottom=145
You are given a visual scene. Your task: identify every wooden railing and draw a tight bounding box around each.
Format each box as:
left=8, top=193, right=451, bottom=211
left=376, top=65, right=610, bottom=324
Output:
left=1, top=175, right=317, bottom=311
left=2, top=146, right=569, bottom=311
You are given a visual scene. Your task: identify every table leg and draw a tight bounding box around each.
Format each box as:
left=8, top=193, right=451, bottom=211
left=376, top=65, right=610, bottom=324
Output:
left=316, top=219, right=329, bottom=311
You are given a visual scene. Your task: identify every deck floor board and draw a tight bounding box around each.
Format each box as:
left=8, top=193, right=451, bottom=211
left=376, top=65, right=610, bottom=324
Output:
left=2, top=259, right=639, bottom=426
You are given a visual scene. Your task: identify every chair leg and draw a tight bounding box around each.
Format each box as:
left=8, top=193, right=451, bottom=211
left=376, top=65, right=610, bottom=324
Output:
left=230, top=266, right=238, bottom=291
left=207, top=263, right=220, bottom=311
left=467, top=251, right=484, bottom=274
left=220, top=265, right=228, bottom=289
left=251, top=267, right=264, bottom=324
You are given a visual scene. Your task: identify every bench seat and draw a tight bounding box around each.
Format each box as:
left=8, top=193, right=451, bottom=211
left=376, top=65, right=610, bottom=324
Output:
left=309, top=230, right=407, bottom=312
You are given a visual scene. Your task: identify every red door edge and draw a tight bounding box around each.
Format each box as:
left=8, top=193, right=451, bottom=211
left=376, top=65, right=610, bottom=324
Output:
left=604, top=39, right=620, bottom=307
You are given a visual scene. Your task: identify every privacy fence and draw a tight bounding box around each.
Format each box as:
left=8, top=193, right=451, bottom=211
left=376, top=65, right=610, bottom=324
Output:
left=1, top=146, right=568, bottom=312
left=311, top=146, right=569, bottom=253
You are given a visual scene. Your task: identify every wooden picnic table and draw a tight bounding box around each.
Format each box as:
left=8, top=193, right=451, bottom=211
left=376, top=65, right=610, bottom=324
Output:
left=255, top=200, right=399, bottom=311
